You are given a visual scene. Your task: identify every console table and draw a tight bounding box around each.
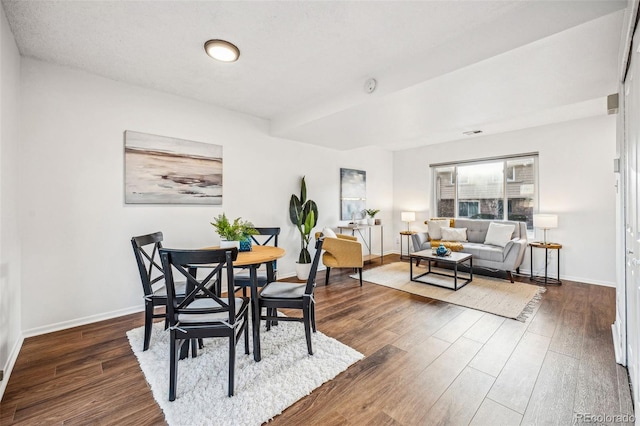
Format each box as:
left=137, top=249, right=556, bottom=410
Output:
left=529, top=242, right=562, bottom=285
left=338, top=224, right=384, bottom=264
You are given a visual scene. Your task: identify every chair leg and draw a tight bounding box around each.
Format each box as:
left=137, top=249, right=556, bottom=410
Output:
left=228, top=335, right=235, bottom=397
left=244, top=312, right=250, bottom=355
left=265, top=307, right=272, bottom=331
left=143, top=303, right=154, bottom=351
left=416, top=259, right=421, bottom=267
left=358, top=268, right=363, bottom=286
left=169, top=333, right=179, bottom=401
left=325, top=267, right=331, bottom=286
left=311, top=300, right=317, bottom=333
left=303, top=305, right=313, bottom=356
left=191, top=338, right=197, bottom=358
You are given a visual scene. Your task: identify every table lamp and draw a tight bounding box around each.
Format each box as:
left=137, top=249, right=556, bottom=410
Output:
left=533, top=214, right=557, bottom=244
left=401, top=211, right=416, bottom=232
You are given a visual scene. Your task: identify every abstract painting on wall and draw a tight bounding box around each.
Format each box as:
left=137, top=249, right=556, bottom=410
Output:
left=340, top=168, right=366, bottom=221
left=124, top=131, right=223, bottom=204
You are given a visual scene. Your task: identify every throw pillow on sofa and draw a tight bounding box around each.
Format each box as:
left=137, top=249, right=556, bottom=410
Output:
left=441, top=227, right=467, bottom=242
left=322, top=227, right=337, bottom=238
left=484, top=222, right=515, bottom=247
left=427, top=219, right=450, bottom=240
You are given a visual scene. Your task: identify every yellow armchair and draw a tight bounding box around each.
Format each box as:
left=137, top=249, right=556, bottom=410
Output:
left=315, top=232, right=364, bottom=286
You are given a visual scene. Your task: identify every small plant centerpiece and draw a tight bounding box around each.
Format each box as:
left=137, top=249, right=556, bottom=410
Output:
left=364, top=208, right=380, bottom=225
left=289, top=176, right=318, bottom=280
left=211, top=213, right=258, bottom=252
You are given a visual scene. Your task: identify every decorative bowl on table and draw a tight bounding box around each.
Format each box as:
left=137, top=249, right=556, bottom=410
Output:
left=433, top=244, right=451, bottom=257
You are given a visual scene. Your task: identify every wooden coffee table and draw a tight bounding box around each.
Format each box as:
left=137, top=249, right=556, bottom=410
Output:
left=409, top=249, right=473, bottom=291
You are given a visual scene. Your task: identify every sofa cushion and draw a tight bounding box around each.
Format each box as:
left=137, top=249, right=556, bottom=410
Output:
left=462, top=242, right=506, bottom=262
left=427, top=219, right=450, bottom=240
left=441, top=227, right=467, bottom=242
left=484, top=222, right=516, bottom=247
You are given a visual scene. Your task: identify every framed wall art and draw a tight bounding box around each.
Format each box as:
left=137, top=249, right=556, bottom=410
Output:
left=340, top=168, right=366, bottom=221
left=124, top=131, right=223, bottom=204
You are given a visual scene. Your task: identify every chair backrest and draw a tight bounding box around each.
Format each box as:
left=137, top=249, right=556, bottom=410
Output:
left=304, top=238, right=324, bottom=295
left=251, top=227, right=281, bottom=275
left=131, top=231, right=165, bottom=297
left=250, top=227, right=280, bottom=247
left=159, top=248, right=239, bottom=325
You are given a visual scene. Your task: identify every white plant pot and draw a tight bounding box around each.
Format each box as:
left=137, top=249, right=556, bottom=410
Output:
left=220, top=240, right=240, bottom=250
left=296, top=262, right=312, bottom=281
left=367, top=218, right=375, bottom=225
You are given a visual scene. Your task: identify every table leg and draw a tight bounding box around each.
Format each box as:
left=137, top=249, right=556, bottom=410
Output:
left=410, top=255, right=413, bottom=279
left=544, top=247, right=549, bottom=284
left=454, top=262, right=458, bottom=290
left=250, top=266, right=261, bottom=362
left=530, top=246, right=533, bottom=280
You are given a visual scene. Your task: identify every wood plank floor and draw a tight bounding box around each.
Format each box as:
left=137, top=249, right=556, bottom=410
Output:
left=0, top=254, right=634, bottom=425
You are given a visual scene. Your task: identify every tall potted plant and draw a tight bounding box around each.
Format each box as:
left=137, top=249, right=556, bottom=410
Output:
left=289, top=176, right=318, bottom=279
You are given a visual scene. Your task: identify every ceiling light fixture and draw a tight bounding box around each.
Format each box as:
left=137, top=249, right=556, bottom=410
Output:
left=204, top=39, right=240, bottom=62
left=463, top=130, right=483, bottom=136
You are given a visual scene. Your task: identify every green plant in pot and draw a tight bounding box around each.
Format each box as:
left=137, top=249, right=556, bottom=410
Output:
left=364, top=208, right=380, bottom=225
left=211, top=213, right=258, bottom=251
left=289, top=176, right=318, bottom=279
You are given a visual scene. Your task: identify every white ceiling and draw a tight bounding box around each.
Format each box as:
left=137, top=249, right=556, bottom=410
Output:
left=2, top=0, right=627, bottom=151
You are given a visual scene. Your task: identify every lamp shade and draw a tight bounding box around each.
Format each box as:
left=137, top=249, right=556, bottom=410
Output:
left=401, top=211, right=416, bottom=222
left=533, top=214, right=558, bottom=229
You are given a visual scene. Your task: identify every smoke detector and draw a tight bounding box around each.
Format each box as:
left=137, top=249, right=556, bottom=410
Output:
left=364, top=78, right=377, bottom=94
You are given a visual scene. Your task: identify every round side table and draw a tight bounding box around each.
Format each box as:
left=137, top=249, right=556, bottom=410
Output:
left=529, top=242, right=562, bottom=285
left=400, top=231, right=416, bottom=260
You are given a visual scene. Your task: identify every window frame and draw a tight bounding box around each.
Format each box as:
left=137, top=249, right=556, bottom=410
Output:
left=431, top=153, right=539, bottom=229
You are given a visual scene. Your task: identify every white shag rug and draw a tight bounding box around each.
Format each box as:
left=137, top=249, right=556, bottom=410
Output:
left=127, top=320, right=364, bottom=426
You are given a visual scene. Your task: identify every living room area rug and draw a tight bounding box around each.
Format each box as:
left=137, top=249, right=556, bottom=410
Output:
left=127, top=320, right=363, bottom=426
left=352, top=262, right=545, bottom=321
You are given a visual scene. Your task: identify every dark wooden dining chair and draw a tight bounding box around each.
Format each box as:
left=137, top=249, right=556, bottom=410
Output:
left=258, top=238, right=323, bottom=355
left=131, top=231, right=187, bottom=351
left=159, top=247, right=250, bottom=400
left=234, top=227, right=281, bottom=295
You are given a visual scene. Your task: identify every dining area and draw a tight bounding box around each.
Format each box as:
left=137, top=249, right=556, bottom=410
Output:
left=130, top=226, right=327, bottom=399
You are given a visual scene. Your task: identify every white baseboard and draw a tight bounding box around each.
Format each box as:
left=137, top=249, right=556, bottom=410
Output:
left=518, top=268, right=615, bottom=287
left=22, top=305, right=144, bottom=338
left=0, top=333, right=24, bottom=401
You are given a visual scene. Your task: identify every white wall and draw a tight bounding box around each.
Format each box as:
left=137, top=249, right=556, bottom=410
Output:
left=0, top=4, right=22, bottom=391
left=19, top=58, right=394, bottom=334
left=393, top=115, right=617, bottom=286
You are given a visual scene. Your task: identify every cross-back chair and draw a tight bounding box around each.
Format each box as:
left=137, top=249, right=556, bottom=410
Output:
left=131, top=231, right=188, bottom=351
left=234, top=227, right=281, bottom=294
left=258, top=238, right=324, bottom=355
left=159, top=247, right=249, bottom=400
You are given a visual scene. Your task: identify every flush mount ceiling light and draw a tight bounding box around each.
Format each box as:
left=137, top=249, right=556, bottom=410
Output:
left=204, top=39, right=240, bottom=62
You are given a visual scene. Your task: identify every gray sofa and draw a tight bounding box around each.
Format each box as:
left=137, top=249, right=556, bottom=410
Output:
left=410, top=218, right=528, bottom=282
